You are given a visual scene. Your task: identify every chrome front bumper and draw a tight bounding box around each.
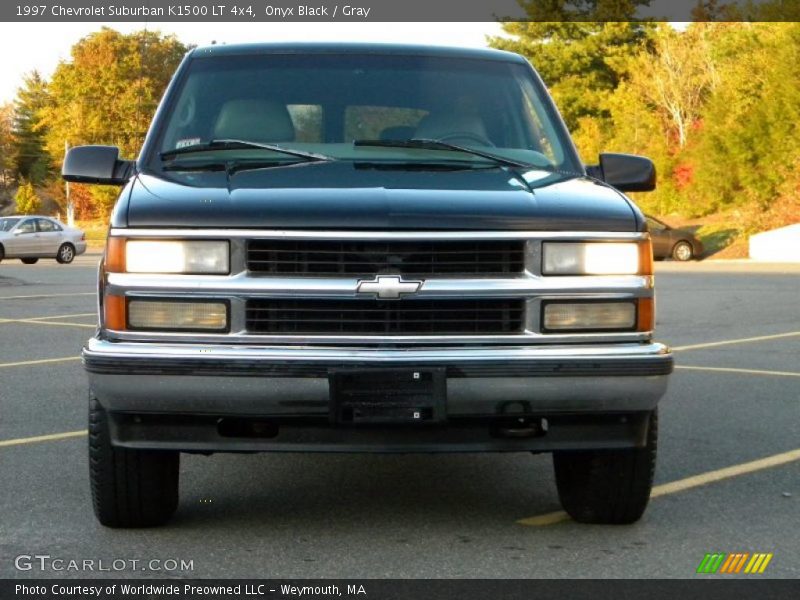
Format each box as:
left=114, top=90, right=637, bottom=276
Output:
left=84, top=338, right=672, bottom=416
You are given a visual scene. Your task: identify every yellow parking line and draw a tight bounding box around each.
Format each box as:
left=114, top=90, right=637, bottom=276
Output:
left=673, top=331, right=800, bottom=352
left=0, top=430, right=87, bottom=448
left=0, top=356, right=80, bottom=369
left=0, top=292, right=94, bottom=300
left=26, top=312, right=95, bottom=321
left=518, top=511, right=571, bottom=527
left=676, top=365, right=800, bottom=378
left=518, top=447, right=800, bottom=526
left=0, top=319, right=94, bottom=329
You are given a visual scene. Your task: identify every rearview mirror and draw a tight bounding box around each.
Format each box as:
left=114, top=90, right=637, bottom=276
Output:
left=588, top=153, right=656, bottom=192
left=62, top=145, right=134, bottom=185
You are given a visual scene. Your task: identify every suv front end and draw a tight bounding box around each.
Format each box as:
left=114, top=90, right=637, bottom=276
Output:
left=85, top=228, right=669, bottom=454
left=66, top=43, right=672, bottom=527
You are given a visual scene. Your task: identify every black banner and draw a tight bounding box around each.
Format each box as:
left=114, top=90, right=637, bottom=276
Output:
left=4, top=579, right=800, bottom=600
left=1, top=0, right=799, bottom=23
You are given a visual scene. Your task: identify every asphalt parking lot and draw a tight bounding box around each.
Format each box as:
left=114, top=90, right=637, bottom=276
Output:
left=0, top=253, right=798, bottom=579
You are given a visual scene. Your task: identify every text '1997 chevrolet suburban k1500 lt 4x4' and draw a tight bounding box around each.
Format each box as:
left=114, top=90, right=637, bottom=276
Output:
left=63, top=43, right=672, bottom=528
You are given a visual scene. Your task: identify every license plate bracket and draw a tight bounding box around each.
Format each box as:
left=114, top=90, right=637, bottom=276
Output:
left=329, top=368, right=446, bottom=425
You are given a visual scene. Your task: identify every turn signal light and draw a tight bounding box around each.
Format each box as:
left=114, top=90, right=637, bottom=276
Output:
left=103, top=295, right=126, bottom=330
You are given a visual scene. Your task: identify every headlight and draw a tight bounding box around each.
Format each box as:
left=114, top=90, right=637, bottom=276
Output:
left=127, top=299, right=228, bottom=331
left=542, top=242, right=646, bottom=275
left=107, top=239, right=230, bottom=274
left=542, top=301, right=637, bottom=332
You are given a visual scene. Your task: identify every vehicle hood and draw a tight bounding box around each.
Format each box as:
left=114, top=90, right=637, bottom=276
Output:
left=124, top=162, right=640, bottom=231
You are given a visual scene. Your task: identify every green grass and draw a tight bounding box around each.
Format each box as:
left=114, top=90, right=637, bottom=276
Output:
left=74, top=220, right=109, bottom=246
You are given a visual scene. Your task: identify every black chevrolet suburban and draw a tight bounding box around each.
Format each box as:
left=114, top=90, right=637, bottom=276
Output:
left=63, top=43, right=672, bottom=528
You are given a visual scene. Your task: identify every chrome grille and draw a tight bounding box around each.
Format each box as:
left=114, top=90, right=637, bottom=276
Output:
left=246, top=239, right=525, bottom=276
left=245, top=298, right=525, bottom=335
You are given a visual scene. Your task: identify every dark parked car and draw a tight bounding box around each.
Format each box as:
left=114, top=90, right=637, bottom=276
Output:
left=64, top=43, right=672, bottom=528
left=646, top=216, right=704, bottom=261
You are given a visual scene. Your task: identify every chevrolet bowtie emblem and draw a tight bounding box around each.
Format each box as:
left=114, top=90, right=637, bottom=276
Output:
left=356, top=275, right=423, bottom=299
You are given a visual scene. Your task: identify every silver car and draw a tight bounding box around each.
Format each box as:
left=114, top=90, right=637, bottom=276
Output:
left=0, top=215, right=87, bottom=264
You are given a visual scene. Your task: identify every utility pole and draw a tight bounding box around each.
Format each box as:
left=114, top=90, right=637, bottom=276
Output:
left=65, top=140, right=74, bottom=226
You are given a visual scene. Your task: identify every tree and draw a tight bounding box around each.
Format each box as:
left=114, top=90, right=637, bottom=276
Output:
left=626, top=24, right=717, bottom=149
left=0, top=103, right=14, bottom=186
left=11, top=71, right=51, bottom=184
left=41, top=28, right=188, bottom=161
left=689, top=23, right=800, bottom=213
left=15, top=180, right=42, bottom=214
left=489, top=3, right=655, bottom=130
left=38, top=28, right=188, bottom=215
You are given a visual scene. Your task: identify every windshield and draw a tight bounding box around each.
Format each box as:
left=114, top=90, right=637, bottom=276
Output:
left=148, top=52, right=581, bottom=175
left=0, top=217, right=21, bottom=232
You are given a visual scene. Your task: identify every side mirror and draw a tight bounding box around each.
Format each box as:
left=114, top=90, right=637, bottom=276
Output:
left=589, top=153, right=656, bottom=192
left=62, top=145, right=134, bottom=185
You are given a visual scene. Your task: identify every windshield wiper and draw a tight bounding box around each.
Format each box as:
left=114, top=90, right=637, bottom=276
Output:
left=353, top=138, right=534, bottom=169
left=160, top=139, right=335, bottom=162
left=161, top=159, right=323, bottom=175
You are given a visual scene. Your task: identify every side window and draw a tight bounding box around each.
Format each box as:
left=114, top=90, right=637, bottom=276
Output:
left=287, top=105, right=323, bottom=142
left=37, top=219, right=55, bottom=233
left=344, top=106, right=428, bottom=141
left=16, top=219, right=36, bottom=234
left=647, top=218, right=666, bottom=232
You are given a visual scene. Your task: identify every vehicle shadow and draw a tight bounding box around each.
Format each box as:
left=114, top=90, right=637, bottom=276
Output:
left=172, top=452, right=559, bottom=530
left=698, top=228, right=739, bottom=258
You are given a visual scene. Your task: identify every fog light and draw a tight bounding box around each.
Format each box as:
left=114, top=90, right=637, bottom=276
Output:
left=127, top=300, right=228, bottom=331
left=542, top=301, right=636, bottom=332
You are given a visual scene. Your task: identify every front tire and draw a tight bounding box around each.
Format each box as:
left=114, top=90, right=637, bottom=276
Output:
left=56, top=243, right=75, bottom=264
left=553, top=410, right=657, bottom=524
left=20, top=257, right=39, bottom=264
left=672, top=241, right=693, bottom=261
left=89, top=395, right=180, bottom=527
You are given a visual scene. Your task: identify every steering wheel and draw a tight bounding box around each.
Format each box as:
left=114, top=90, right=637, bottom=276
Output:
left=435, top=132, right=496, bottom=148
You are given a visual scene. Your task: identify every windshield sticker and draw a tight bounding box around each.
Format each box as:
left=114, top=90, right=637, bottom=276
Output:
left=176, top=138, right=201, bottom=149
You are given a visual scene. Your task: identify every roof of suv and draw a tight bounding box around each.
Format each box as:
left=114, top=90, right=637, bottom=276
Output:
left=190, top=42, right=527, bottom=64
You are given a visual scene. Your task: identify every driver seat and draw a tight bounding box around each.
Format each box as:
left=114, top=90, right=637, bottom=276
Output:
left=414, top=113, right=489, bottom=143
left=213, top=99, right=295, bottom=143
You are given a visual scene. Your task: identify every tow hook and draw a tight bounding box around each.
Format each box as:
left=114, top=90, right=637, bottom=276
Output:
left=492, top=417, right=548, bottom=439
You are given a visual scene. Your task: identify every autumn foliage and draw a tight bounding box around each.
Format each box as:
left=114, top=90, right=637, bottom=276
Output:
left=492, top=19, right=800, bottom=231
left=0, top=28, right=187, bottom=218
left=1, top=21, right=798, bottom=240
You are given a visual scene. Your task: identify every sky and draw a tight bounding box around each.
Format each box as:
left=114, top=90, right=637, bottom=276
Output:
left=0, top=22, right=505, bottom=105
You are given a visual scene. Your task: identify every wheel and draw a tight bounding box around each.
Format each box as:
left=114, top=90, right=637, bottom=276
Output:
left=89, top=394, right=180, bottom=527
left=20, top=258, right=39, bottom=264
left=672, top=241, right=693, bottom=261
left=56, top=243, right=75, bottom=264
left=0, top=244, right=5, bottom=263
left=553, top=410, right=657, bottom=524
